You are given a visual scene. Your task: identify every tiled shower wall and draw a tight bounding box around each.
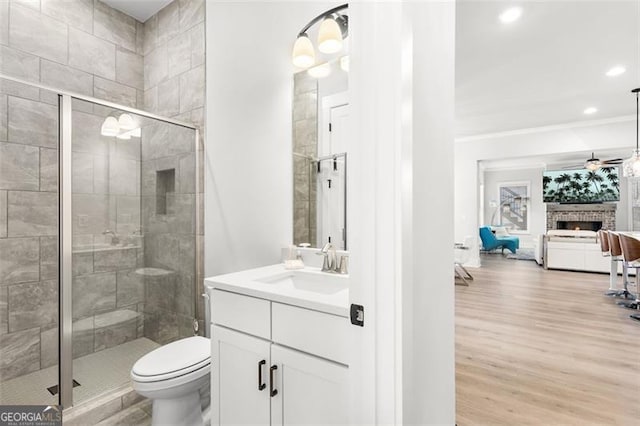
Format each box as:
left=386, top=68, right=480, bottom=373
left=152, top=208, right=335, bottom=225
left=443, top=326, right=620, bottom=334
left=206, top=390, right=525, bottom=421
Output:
left=293, top=71, right=318, bottom=247
left=141, top=0, right=206, bottom=337
left=0, top=0, right=146, bottom=381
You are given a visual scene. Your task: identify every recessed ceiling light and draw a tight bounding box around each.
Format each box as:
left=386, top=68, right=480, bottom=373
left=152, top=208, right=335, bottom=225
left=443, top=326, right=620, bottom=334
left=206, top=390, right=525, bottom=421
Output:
left=584, top=107, right=598, bottom=115
left=499, top=7, right=522, bottom=24
left=605, top=66, right=626, bottom=77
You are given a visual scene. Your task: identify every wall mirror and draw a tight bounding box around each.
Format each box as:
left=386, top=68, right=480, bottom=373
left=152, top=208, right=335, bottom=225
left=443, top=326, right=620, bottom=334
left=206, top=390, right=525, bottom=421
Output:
left=291, top=7, right=349, bottom=250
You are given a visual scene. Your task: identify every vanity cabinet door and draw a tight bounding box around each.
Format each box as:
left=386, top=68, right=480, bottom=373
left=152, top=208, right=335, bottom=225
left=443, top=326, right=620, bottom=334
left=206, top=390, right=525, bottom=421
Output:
left=212, top=326, right=271, bottom=426
left=270, top=345, right=349, bottom=426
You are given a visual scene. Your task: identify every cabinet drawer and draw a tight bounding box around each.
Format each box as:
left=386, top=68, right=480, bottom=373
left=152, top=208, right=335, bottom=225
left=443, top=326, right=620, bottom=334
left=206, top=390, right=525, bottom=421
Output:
left=211, top=289, right=271, bottom=339
left=272, top=303, right=348, bottom=365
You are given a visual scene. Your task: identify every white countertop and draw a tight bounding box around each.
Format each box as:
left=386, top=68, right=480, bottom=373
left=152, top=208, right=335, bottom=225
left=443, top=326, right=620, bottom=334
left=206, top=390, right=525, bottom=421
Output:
left=204, top=264, right=349, bottom=317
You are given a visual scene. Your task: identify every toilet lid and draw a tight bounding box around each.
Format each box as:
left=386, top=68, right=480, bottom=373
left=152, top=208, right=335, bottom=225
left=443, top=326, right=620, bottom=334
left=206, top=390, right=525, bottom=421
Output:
left=132, top=336, right=210, bottom=380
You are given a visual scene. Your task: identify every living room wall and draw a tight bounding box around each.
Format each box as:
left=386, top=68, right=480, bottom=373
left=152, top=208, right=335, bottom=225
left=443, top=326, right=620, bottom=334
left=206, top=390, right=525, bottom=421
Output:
left=481, top=165, right=630, bottom=249
left=456, top=117, right=636, bottom=266
left=482, top=167, right=546, bottom=248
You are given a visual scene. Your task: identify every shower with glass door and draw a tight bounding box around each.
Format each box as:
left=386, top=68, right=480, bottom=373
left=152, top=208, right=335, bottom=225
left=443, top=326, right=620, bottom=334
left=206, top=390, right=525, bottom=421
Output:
left=0, top=74, right=200, bottom=410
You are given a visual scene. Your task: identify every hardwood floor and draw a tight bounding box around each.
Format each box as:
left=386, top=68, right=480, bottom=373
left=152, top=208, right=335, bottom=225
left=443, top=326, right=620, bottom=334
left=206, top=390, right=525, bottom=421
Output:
left=456, top=254, right=640, bottom=425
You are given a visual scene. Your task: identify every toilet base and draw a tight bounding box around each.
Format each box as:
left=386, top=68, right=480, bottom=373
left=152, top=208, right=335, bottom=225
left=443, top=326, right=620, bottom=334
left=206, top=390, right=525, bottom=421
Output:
left=152, top=392, right=203, bottom=426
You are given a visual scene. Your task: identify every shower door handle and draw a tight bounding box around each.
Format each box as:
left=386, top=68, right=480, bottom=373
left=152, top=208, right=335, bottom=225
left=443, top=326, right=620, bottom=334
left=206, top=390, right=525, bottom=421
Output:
left=258, top=360, right=266, bottom=391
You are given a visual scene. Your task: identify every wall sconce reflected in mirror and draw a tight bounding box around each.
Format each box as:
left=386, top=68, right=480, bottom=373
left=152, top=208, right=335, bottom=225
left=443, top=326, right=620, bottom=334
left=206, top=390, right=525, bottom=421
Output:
left=292, top=4, right=348, bottom=72
left=100, top=113, right=141, bottom=139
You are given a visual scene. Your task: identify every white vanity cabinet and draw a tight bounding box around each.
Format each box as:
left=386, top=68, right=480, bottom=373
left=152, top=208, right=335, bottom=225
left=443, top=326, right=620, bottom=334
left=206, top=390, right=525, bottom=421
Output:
left=210, top=288, right=349, bottom=426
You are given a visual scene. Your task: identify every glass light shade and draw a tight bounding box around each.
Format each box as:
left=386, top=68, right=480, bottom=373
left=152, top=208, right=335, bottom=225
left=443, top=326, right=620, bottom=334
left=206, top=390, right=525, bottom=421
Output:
left=307, top=62, right=331, bottom=79
left=116, top=132, right=131, bottom=140
left=340, top=55, right=349, bottom=72
left=118, top=113, right=136, bottom=130
left=623, top=150, right=640, bottom=177
left=317, top=18, right=343, bottom=54
left=585, top=161, right=600, bottom=171
left=292, top=34, right=315, bottom=68
left=101, top=116, right=120, bottom=137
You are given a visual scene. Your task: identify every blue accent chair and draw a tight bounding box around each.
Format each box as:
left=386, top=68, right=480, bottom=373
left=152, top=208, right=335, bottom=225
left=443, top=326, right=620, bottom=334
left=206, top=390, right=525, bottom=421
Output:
left=479, top=226, right=519, bottom=254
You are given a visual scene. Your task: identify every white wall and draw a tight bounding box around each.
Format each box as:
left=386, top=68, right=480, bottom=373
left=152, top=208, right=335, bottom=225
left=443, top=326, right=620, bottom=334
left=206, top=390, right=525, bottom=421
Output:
left=455, top=117, right=636, bottom=266
left=349, top=1, right=456, bottom=423
left=205, top=2, right=333, bottom=276
left=206, top=2, right=456, bottom=423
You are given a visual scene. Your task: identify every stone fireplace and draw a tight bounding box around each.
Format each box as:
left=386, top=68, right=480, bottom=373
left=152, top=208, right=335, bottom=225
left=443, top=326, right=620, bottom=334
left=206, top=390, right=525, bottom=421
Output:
left=546, top=204, right=616, bottom=231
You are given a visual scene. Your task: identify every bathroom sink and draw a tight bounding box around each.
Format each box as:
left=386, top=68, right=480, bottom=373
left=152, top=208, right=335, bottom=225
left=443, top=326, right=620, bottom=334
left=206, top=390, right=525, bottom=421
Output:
left=254, top=270, right=347, bottom=295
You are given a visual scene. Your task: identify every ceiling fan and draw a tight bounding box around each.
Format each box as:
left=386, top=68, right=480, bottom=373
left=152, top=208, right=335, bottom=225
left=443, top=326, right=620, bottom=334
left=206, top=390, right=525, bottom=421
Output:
left=562, top=152, right=623, bottom=171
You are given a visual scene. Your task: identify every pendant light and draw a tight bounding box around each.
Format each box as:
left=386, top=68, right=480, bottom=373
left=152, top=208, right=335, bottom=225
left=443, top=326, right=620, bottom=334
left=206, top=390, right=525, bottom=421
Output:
left=317, top=17, right=343, bottom=54
left=623, top=88, right=640, bottom=178
left=292, top=34, right=315, bottom=68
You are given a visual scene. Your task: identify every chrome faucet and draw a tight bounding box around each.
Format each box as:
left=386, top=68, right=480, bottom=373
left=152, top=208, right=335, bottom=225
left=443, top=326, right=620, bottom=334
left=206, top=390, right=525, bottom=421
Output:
left=102, top=229, right=120, bottom=245
left=317, top=242, right=337, bottom=272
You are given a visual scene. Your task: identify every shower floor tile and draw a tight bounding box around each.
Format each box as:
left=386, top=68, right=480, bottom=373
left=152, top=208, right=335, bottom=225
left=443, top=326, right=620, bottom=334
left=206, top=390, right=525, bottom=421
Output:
left=0, top=338, right=159, bottom=406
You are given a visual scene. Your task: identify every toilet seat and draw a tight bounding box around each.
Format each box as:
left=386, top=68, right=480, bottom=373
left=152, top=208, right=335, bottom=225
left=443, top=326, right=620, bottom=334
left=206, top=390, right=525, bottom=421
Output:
left=131, top=336, right=210, bottom=383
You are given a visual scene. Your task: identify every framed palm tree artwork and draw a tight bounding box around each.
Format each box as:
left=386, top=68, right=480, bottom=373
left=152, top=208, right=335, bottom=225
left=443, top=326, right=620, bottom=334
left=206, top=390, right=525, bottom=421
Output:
left=542, top=167, right=620, bottom=203
left=497, top=181, right=530, bottom=234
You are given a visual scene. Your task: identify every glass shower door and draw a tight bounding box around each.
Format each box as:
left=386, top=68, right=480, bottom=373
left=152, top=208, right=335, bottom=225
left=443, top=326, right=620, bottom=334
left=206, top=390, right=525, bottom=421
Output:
left=0, top=77, right=60, bottom=405
left=68, top=98, right=197, bottom=405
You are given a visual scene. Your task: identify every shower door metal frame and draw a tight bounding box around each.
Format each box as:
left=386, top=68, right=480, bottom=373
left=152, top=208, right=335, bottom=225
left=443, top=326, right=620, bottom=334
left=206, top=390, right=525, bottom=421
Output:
left=0, top=74, right=201, bottom=410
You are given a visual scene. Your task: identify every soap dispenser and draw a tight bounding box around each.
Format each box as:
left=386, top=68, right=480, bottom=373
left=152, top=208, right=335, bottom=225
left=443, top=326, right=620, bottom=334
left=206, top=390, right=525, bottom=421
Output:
left=284, top=245, right=305, bottom=270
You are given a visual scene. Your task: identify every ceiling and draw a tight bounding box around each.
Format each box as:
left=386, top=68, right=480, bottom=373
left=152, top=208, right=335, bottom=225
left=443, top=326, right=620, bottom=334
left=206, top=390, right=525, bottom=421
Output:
left=100, top=0, right=173, bottom=22
left=480, top=148, right=630, bottom=172
left=456, top=1, right=639, bottom=138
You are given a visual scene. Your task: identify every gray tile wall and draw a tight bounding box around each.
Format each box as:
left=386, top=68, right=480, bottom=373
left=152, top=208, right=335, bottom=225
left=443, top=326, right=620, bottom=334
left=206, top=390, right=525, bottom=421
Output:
left=0, top=80, right=60, bottom=381
left=0, top=0, right=145, bottom=381
left=293, top=72, right=318, bottom=246
left=141, top=0, right=205, bottom=341
left=1, top=0, right=144, bottom=108
left=0, top=0, right=206, bottom=382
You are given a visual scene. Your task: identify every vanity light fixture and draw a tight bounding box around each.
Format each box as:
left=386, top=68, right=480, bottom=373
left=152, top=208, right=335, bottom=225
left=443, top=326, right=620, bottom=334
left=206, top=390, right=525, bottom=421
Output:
left=583, top=107, right=598, bottom=115
left=292, top=4, right=348, bottom=69
left=318, top=17, right=343, bottom=54
left=118, top=113, right=137, bottom=130
left=100, top=114, right=141, bottom=139
left=606, top=65, right=626, bottom=77
left=307, top=62, right=332, bottom=79
left=499, top=7, right=522, bottom=24
left=100, top=116, right=120, bottom=137
left=623, top=88, right=640, bottom=178
left=340, top=55, right=349, bottom=72
left=292, top=34, right=315, bottom=68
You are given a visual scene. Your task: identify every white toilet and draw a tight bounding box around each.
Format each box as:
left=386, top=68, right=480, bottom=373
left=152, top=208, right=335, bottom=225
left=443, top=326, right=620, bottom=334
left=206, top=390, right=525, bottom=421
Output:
left=131, top=336, right=211, bottom=426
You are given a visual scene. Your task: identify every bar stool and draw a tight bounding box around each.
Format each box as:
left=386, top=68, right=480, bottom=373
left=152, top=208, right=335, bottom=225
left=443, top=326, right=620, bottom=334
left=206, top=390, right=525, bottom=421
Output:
left=607, top=232, right=634, bottom=300
left=617, top=233, right=640, bottom=311
left=597, top=230, right=620, bottom=296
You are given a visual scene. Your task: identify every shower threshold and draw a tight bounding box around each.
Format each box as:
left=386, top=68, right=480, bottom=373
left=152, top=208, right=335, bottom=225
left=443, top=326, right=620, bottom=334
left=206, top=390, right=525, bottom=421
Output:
left=0, top=337, right=159, bottom=406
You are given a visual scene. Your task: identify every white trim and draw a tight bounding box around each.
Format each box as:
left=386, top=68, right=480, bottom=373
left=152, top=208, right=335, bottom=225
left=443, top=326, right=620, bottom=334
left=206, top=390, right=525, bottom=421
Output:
left=456, top=115, right=636, bottom=143
left=0, top=73, right=196, bottom=130
left=319, top=91, right=349, bottom=158
left=481, top=163, right=548, bottom=173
